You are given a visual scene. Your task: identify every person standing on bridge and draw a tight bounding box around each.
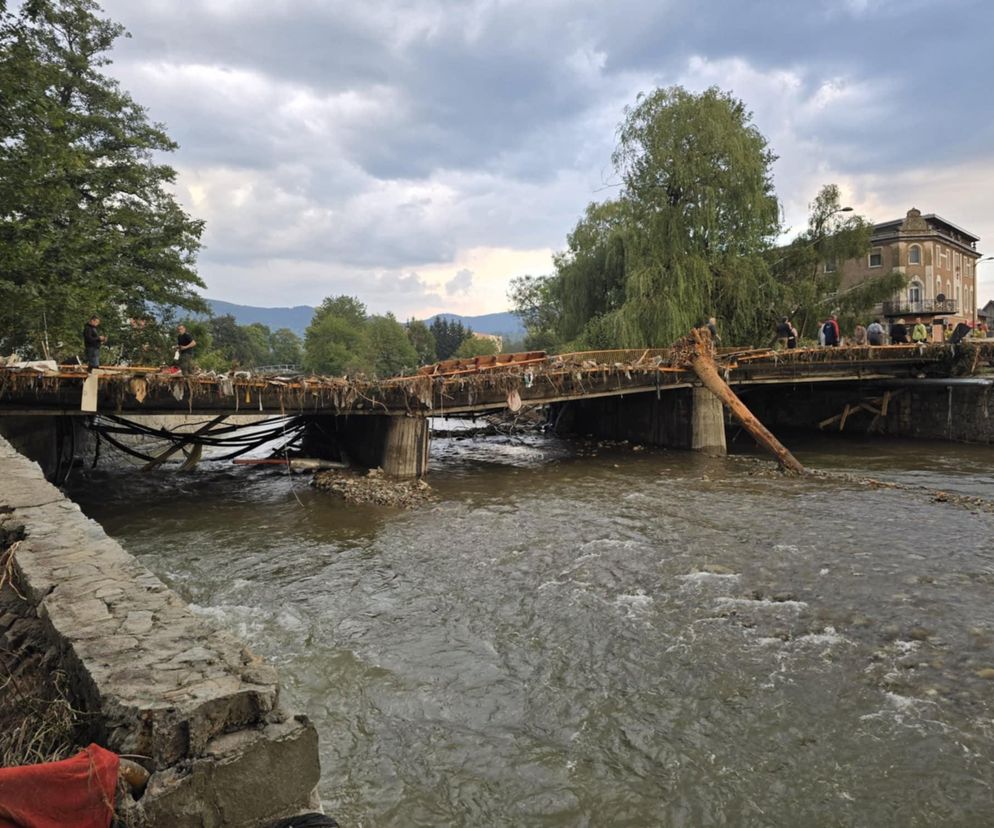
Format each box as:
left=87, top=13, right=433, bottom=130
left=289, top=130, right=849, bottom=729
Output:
left=176, top=324, right=197, bottom=375
left=890, top=318, right=909, bottom=344
left=775, top=316, right=797, bottom=349
left=82, top=315, right=106, bottom=370
left=822, top=314, right=841, bottom=347
left=911, top=318, right=929, bottom=344
left=867, top=318, right=885, bottom=345
left=707, top=317, right=721, bottom=345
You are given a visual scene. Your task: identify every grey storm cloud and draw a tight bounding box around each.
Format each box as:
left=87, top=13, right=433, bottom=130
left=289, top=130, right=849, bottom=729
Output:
left=86, top=0, right=994, bottom=312
left=446, top=269, right=474, bottom=296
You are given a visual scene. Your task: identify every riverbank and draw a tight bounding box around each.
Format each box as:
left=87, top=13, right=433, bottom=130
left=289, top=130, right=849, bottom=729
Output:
left=0, top=435, right=322, bottom=825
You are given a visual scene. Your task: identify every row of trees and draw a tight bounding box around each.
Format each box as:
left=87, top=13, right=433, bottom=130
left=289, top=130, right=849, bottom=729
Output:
left=510, top=87, right=905, bottom=350
left=301, top=298, right=497, bottom=376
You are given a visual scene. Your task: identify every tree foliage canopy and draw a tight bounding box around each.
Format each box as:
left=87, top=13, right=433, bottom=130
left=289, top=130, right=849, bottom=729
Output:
left=0, top=0, right=206, bottom=358
left=512, top=86, right=781, bottom=349
left=511, top=87, right=903, bottom=350
left=429, top=317, right=473, bottom=361
left=303, top=296, right=420, bottom=377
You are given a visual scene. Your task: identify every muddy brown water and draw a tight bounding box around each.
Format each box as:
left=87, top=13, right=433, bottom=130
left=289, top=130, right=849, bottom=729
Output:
left=65, top=429, right=994, bottom=827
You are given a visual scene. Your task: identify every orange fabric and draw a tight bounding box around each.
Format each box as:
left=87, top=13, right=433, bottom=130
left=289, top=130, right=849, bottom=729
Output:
left=0, top=744, right=118, bottom=828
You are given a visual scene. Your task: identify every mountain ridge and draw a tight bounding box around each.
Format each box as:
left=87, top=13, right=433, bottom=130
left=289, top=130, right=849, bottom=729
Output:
left=203, top=299, right=525, bottom=339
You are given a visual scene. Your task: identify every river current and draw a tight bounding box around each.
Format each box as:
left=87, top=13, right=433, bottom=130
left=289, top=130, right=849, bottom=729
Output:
left=65, top=428, right=994, bottom=827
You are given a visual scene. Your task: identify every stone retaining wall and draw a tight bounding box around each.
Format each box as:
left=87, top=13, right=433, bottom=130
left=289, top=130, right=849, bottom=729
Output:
left=0, top=434, right=322, bottom=826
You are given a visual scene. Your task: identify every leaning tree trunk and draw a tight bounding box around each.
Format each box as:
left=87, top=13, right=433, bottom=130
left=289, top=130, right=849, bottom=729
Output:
left=687, top=330, right=806, bottom=475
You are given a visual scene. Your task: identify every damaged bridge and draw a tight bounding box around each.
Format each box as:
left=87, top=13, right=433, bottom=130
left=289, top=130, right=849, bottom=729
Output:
left=1, top=341, right=993, bottom=479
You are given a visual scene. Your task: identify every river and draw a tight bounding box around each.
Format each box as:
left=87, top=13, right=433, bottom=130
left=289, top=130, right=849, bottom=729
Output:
left=65, top=428, right=994, bottom=827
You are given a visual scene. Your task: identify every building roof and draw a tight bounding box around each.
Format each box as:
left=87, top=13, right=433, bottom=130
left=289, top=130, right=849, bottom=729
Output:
left=872, top=212, right=980, bottom=244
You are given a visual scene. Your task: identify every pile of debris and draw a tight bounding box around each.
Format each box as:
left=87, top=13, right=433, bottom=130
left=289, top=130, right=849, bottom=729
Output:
left=311, top=467, right=434, bottom=508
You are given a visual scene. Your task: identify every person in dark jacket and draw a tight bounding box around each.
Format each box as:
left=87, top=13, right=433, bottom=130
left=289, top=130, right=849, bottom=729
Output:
left=890, top=318, right=909, bottom=344
left=176, top=324, right=197, bottom=375
left=82, top=316, right=106, bottom=370
left=775, top=316, right=798, bottom=349
left=822, top=314, right=841, bottom=346
left=867, top=318, right=885, bottom=345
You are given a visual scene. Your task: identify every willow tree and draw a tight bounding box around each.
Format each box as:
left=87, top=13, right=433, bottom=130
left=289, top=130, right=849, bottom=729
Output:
left=0, top=0, right=205, bottom=358
left=553, top=199, right=629, bottom=343
left=610, top=86, right=780, bottom=346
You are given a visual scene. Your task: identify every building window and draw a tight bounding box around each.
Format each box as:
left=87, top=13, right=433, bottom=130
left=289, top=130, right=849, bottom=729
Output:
left=909, top=281, right=923, bottom=304
left=908, top=244, right=921, bottom=265
left=869, top=248, right=883, bottom=268
left=823, top=259, right=837, bottom=273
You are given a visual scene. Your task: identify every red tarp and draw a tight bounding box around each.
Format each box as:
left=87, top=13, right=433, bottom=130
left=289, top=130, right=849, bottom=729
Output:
left=0, top=744, right=118, bottom=828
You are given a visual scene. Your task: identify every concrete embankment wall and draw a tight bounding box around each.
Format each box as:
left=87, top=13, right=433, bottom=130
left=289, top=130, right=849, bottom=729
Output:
left=0, top=434, right=322, bottom=826
left=738, top=380, right=994, bottom=443
left=555, top=381, right=994, bottom=449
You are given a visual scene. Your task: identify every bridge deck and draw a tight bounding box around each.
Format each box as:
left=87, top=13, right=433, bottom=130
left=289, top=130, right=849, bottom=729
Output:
left=0, top=343, right=990, bottom=417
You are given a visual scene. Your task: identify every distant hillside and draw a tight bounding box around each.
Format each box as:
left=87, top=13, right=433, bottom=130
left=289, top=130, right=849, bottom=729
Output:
left=203, top=300, right=525, bottom=339
left=204, top=299, right=315, bottom=335
left=427, top=312, right=525, bottom=339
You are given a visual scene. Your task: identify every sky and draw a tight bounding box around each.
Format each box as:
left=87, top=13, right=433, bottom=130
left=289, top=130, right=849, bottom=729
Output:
left=89, top=0, right=994, bottom=317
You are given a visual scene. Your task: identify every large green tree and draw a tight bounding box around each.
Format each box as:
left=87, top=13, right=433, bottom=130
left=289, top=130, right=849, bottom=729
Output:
left=367, top=314, right=418, bottom=377
left=609, top=86, right=780, bottom=346
left=429, top=317, right=472, bottom=360
left=269, top=327, right=302, bottom=365
left=0, top=0, right=205, bottom=358
left=303, top=296, right=371, bottom=376
left=405, top=318, right=436, bottom=365
left=507, top=274, right=561, bottom=351
left=513, top=86, right=783, bottom=349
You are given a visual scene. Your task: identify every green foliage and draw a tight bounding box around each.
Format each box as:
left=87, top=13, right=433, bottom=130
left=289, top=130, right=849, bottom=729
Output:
left=513, top=86, right=783, bottom=349
left=429, top=317, right=473, bottom=360
left=303, top=297, right=419, bottom=377
left=555, top=201, right=629, bottom=342
left=269, top=327, right=302, bottom=365
left=405, top=318, right=437, bottom=365
left=609, top=86, right=780, bottom=346
left=0, top=0, right=206, bottom=359
left=367, top=314, right=419, bottom=376
left=453, top=336, right=500, bottom=359
left=771, top=184, right=905, bottom=339
left=508, top=274, right=563, bottom=351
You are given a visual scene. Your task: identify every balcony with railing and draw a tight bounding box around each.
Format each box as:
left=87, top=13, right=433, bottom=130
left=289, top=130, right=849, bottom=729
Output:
left=881, top=299, right=959, bottom=316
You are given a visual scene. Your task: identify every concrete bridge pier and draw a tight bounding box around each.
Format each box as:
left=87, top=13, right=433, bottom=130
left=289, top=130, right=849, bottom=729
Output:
left=691, top=386, right=727, bottom=455
left=303, top=414, right=430, bottom=479
left=552, top=386, right=727, bottom=455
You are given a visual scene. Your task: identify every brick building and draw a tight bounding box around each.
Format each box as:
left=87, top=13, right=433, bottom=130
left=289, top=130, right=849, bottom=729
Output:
left=837, top=207, right=981, bottom=328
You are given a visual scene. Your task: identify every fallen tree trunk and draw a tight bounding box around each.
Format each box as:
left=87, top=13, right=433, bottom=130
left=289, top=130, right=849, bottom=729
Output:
left=688, top=330, right=805, bottom=475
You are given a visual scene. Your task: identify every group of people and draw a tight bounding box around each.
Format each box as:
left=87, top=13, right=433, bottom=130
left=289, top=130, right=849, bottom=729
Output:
left=774, top=313, right=966, bottom=349
left=82, top=316, right=197, bottom=373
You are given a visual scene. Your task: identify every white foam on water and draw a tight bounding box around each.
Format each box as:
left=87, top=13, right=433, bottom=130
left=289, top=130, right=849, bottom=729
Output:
left=614, top=591, right=654, bottom=619
left=677, top=571, right=741, bottom=584
left=791, top=627, right=850, bottom=647
left=714, top=597, right=809, bottom=611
